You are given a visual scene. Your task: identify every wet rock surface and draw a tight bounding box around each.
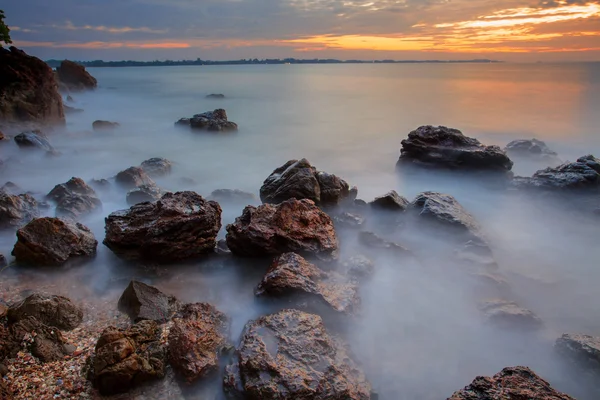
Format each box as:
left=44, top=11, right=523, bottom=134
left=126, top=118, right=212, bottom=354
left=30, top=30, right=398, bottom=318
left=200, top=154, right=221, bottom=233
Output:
left=118, top=280, right=180, bottom=323
left=104, top=191, right=222, bottom=262
left=255, top=252, right=360, bottom=315
left=115, top=166, right=156, bottom=190
left=555, top=333, right=600, bottom=372
left=139, top=157, right=173, bottom=177
left=14, top=130, right=55, bottom=152
left=176, top=109, right=238, bottom=132
left=260, top=158, right=356, bottom=205
left=512, top=155, right=600, bottom=190
left=224, top=309, right=372, bottom=399
left=505, top=138, right=559, bottom=160
left=398, top=125, right=513, bottom=172
left=10, top=316, right=72, bottom=363
left=168, top=302, right=230, bottom=384
left=0, top=191, right=39, bottom=229
left=126, top=184, right=162, bottom=205
left=56, top=60, right=97, bottom=91
left=12, top=217, right=98, bottom=266
left=8, top=293, right=83, bottom=331
left=226, top=198, right=339, bottom=261
left=92, top=120, right=120, bottom=131
left=370, top=190, right=409, bottom=211
left=449, top=366, right=575, bottom=400
left=47, top=177, right=102, bottom=219
left=479, top=299, right=543, bottom=331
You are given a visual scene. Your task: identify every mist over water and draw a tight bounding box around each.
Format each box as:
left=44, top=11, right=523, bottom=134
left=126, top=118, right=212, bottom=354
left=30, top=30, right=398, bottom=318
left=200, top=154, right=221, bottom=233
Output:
left=2, top=62, right=600, bottom=399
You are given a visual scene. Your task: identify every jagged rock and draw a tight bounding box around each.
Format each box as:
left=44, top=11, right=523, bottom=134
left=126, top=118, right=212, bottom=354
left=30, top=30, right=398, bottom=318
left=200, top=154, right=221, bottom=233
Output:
left=206, top=94, right=225, bottom=99
left=175, top=109, right=238, bottom=132
left=115, top=167, right=156, bottom=190
left=255, top=252, right=360, bottom=315
left=12, top=217, right=97, bottom=266
left=223, top=309, right=372, bottom=399
left=0, top=46, right=64, bottom=124
left=555, top=333, right=600, bottom=372
left=14, top=130, right=55, bottom=152
left=90, top=320, right=166, bottom=396
left=479, top=299, right=543, bottom=331
left=118, top=281, right=179, bottom=323
left=370, top=190, right=409, bottom=211
left=10, top=316, right=72, bottom=362
left=215, top=239, right=231, bottom=255
left=398, top=125, right=513, bottom=171
left=505, top=138, right=559, bottom=160
left=139, top=157, right=172, bottom=177
left=332, top=212, right=365, bottom=229
left=56, top=60, right=97, bottom=91
left=126, top=184, right=162, bottom=205
left=259, top=158, right=356, bottom=205
left=226, top=198, right=339, bottom=261
left=169, top=303, right=230, bottom=384
left=47, top=178, right=95, bottom=204
left=341, top=254, right=375, bottom=280
left=358, top=231, right=411, bottom=255
left=47, top=177, right=101, bottom=219
left=0, top=182, right=22, bottom=195
left=512, top=155, right=600, bottom=190
left=104, top=191, right=222, bottom=262
left=0, top=192, right=39, bottom=229
left=8, top=293, right=83, bottom=330
left=92, top=120, right=120, bottom=131
left=449, top=366, right=575, bottom=399
left=209, top=189, right=257, bottom=204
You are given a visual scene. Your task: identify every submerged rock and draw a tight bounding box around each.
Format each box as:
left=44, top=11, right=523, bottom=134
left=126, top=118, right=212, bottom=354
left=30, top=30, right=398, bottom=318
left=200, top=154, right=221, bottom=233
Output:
left=118, top=281, right=179, bottom=323
left=90, top=320, right=166, bottom=395
left=341, top=254, right=375, bottom=280
left=260, top=158, right=356, bottom=205
left=479, top=299, right=543, bottom=331
left=555, top=333, right=600, bottom=372
left=56, top=60, right=97, bottom=91
left=358, top=231, right=411, bottom=256
left=89, top=178, right=110, bottom=192
left=369, top=190, right=409, bottom=211
left=139, top=157, right=173, bottom=177
left=206, top=93, right=225, bottom=99
left=332, top=212, right=365, bottom=229
left=0, top=192, right=39, bottom=229
left=209, top=189, right=257, bottom=204
left=8, top=293, right=83, bottom=331
left=176, top=109, right=238, bottom=132
left=224, top=309, right=372, bottom=399
left=126, top=184, right=162, bottom=205
left=115, top=166, right=156, bottom=190
left=168, top=303, right=230, bottom=384
left=255, top=252, right=360, bottom=315
left=63, top=104, right=83, bottom=114
left=47, top=177, right=102, bottom=219
left=104, top=191, right=222, bottom=262
left=12, top=217, right=97, bottom=266
left=512, top=155, right=600, bottom=190
left=505, top=138, right=559, bottom=160
left=398, top=125, right=513, bottom=172
left=448, top=366, right=575, bottom=399
left=14, top=130, right=55, bottom=153
left=92, top=120, right=120, bottom=131
left=226, top=198, right=339, bottom=261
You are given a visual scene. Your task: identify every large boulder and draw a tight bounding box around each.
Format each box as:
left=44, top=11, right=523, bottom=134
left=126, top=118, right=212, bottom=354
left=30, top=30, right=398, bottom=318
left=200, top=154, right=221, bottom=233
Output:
left=226, top=198, right=339, bottom=261
left=118, top=281, right=179, bottom=323
left=479, top=299, right=543, bottom=331
left=8, top=293, right=83, bottom=330
left=255, top=252, right=359, bottom=315
left=90, top=320, right=166, bottom=396
left=259, top=159, right=356, bottom=205
left=104, top=191, right=222, bottom=262
left=55, top=60, right=97, bottom=91
left=512, top=155, right=600, bottom=190
left=14, top=130, right=55, bottom=153
left=449, top=366, right=574, bottom=399
left=139, top=157, right=173, bottom=177
left=115, top=166, right=156, bottom=190
left=0, top=46, right=64, bottom=124
left=555, top=334, right=600, bottom=372
left=504, top=138, right=559, bottom=160
left=224, top=309, right=372, bottom=399
left=398, top=125, right=513, bottom=172
left=12, top=217, right=97, bottom=266
left=168, top=303, right=230, bottom=384
left=0, top=192, right=39, bottom=229
left=46, top=177, right=102, bottom=219
left=10, top=316, right=73, bottom=362
left=175, top=109, right=238, bottom=132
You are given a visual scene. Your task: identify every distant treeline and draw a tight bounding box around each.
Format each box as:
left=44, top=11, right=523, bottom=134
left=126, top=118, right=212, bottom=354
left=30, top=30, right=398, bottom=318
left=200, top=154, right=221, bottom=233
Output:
left=46, top=58, right=501, bottom=68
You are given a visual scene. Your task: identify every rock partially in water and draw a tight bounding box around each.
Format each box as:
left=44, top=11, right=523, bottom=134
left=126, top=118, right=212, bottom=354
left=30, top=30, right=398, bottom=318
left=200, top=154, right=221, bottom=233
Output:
left=455, top=240, right=499, bottom=270
left=104, top=191, right=222, bottom=262
left=8, top=293, right=83, bottom=331
left=56, top=60, right=97, bottom=91
left=47, top=177, right=102, bottom=219
left=479, top=299, right=543, bottom=331
left=47, top=177, right=96, bottom=203
left=89, top=178, right=110, bottom=192
left=341, top=254, right=375, bottom=280
left=12, top=217, right=97, bottom=266
left=0, top=254, right=6, bottom=268
left=370, top=190, right=409, bottom=211
left=223, top=309, right=372, bottom=399
left=14, top=130, right=55, bottom=153
left=90, top=320, right=166, bottom=396
left=215, top=239, right=231, bottom=255
left=92, top=120, right=120, bottom=131
left=176, top=109, right=238, bottom=132
left=255, top=252, right=360, bottom=315
left=209, top=189, right=257, bottom=204
left=512, top=155, right=600, bottom=190
left=118, top=280, right=180, bottom=323
left=63, top=104, right=83, bottom=114
left=260, top=158, right=356, bottom=205
left=206, top=93, right=225, bottom=99
left=10, top=316, right=72, bottom=362
left=168, top=303, right=230, bottom=384
left=115, top=166, right=156, bottom=190
left=0, top=192, right=39, bottom=229
left=358, top=231, right=411, bottom=256
left=398, top=125, right=513, bottom=172
left=448, top=366, right=575, bottom=400
left=126, top=184, right=162, bottom=205
left=0, top=182, right=22, bottom=195
left=140, top=157, right=173, bottom=177
left=555, top=333, right=600, bottom=373
left=332, top=212, right=365, bottom=229
left=226, top=198, right=339, bottom=261
left=504, top=138, right=559, bottom=160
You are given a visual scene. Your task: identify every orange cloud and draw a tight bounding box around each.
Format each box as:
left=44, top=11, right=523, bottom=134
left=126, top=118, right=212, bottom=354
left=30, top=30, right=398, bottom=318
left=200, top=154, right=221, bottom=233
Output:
left=51, top=21, right=167, bottom=34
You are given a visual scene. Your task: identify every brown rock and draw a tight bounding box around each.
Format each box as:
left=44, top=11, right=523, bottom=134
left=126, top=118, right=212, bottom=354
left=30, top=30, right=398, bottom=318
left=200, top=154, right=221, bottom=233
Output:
left=0, top=191, right=39, bottom=229
left=46, top=177, right=102, bottom=219
left=255, top=252, right=359, bottom=315
left=56, top=60, right=97, bottom=91
left=176, top=109, right=238, bottom=132
left=12, top=217, right=97, bottom=266
left=104, top=191, right=222, bottom=262
left=224, top=309, right=372, bottom=399
left=10, top=316, right=72, bottom=362
left=118, top=281, right=179, bottom=323
left=126, top=184, right=162, bottom=205
left=479, top=299, right=543, bottom=331
left=115, top=166, right=156, bottom=190
left=8, top=293, right=83, bottom=330
left=168, top=303, right=230, bottom=384
left=0, top=46, right=64, bottom=125
left=139, top=157, right=173, bottom=177
left=226, top=198, right=339, bottom=261
left=448, top=366, right=575, bottom=399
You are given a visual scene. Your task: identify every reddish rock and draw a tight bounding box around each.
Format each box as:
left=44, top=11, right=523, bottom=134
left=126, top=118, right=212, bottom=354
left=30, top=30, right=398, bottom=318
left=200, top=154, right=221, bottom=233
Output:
left=115, top=167, right=155, bottom=190
left=47, top=177, right=102, bottom=219
left=8, top=293, right=83, bottom=330
left=226, top=198, right=339, bottom=261
left=448, top=366, right=575, bottom=399
left=0, top=191, right=39, bottom=229
left=10, top=316, right=72, bottom=362
left=56, top=60, right=97, bottom=91
left=168, top=303, right=230, bottom=384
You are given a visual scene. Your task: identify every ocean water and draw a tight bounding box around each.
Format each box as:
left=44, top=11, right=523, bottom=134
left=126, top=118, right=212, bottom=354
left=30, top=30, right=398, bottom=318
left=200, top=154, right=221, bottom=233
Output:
left=2, top=63, right=600, bottom=399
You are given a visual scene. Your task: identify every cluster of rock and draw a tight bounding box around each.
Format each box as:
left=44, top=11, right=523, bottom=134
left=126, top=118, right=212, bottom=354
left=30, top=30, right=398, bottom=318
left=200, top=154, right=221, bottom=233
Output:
left=512, top=154, right=600, bottom=190
left=175, top=109, right=238, bottom=132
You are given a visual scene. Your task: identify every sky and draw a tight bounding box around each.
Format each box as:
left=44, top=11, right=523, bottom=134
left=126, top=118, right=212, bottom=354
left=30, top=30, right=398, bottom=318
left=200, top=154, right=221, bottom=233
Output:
left=3, top=0, right=600, bottom=62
